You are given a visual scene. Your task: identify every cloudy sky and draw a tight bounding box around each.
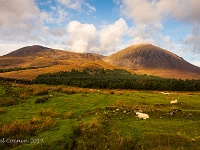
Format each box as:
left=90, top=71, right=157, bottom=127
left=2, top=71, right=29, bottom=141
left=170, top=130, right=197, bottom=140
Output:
left=0, top=0, right=200, bottom=66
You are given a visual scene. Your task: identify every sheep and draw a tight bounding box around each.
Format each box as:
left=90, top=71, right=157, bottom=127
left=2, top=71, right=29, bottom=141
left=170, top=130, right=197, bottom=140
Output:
left=49, top=94, right=54, bottom=97
left=170, top=99, right=178, bottom=104
left=135, top=112, right=149, bottom=119
left=161, top=92, right=170, bottom=95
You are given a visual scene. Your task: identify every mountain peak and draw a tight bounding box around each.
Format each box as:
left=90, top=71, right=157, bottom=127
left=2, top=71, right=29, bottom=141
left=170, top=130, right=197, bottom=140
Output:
left=104, top=44, right=200, bottom=73
left=5, top=45, right=50, bottom=57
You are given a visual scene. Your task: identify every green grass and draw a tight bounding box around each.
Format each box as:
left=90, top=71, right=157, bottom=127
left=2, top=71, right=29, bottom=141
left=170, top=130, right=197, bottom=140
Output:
left=0, top=83, right=200, bottom=150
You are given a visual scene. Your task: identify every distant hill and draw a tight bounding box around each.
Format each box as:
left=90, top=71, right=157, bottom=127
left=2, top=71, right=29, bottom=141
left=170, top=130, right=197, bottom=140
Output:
left=0, top=45, right=120, bottom=79
left=103, top=44, right=200, bottom=73
left=5, top=45, right=49, bottom=57
left=0, top=44, right=200, bottom=80
left=5, top=45, right=103, bottom=60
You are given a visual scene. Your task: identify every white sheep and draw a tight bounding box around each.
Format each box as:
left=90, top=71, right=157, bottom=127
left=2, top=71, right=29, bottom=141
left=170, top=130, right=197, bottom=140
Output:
left=161, top=92, right=170, bottom=95
left=135, top=112, right=149, bottom=119
left=170, top=99, right=178, bottom=104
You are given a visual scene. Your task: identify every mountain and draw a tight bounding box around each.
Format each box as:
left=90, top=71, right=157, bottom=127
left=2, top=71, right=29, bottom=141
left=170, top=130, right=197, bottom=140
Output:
left=5, top=45, right=49, bottom=57
left=0, top=45, right=121, bottom=79
left=0, top=44, right=200, bottom=80
left=103, top=44, right=200, bottom=77
left=5, top=45, right=103, bottom=60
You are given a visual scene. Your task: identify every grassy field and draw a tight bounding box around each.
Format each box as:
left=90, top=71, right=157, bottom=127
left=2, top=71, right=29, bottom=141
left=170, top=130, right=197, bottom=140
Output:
left=0, top=82, right=200, bottom=150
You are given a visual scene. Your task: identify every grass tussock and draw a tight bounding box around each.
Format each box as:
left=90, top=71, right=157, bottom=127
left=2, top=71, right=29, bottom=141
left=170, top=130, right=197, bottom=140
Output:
left=0, top=107, right=5, bottom=114
left=62, top=111, right=74, bottom=119
left=40, top=107, right=60, bottom=118
left=0, top=97, right=18, bottom=107
left=0, top=116, right=56, bottom=149
left=72, top=115, right=137, bottom=150
left=0, top=116, right=56, bottom=138
left=33, top=89, right=49, bottom=96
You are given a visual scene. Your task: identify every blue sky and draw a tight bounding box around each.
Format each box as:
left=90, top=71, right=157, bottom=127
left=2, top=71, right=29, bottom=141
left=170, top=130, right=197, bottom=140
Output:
left=0, top=0, right=200, bottom=66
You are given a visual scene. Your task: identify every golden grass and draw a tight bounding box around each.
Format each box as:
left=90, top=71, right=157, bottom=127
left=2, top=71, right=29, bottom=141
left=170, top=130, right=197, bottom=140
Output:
left=62, top=111, right=74, bottom=119
left=134, top=68, right=200, bottom=79
left=28, top=57, right=62, bottom=66
left=0, top=116, right=56, bottom=138
left=40, top=107, right=60, bottom=118
left=0, top=57, right=133, bottom=80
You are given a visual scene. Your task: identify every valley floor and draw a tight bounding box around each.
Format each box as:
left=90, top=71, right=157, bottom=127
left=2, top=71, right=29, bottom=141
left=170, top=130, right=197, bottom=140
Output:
left=0, top=83, right=200, bottom=150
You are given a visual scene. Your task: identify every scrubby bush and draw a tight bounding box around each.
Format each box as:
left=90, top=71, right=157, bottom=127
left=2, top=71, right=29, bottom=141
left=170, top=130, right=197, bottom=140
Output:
left=33, top=89, right=49, bottom=96
left=0, top=107, right=5, bottom=114
left=0, top=98, right=18, bottom=106
left=34, top=97, right=48, bottom=103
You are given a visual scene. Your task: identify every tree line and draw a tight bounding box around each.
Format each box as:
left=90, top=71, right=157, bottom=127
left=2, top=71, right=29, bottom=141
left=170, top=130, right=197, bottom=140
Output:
left=33, top=68, right=200, bottom=91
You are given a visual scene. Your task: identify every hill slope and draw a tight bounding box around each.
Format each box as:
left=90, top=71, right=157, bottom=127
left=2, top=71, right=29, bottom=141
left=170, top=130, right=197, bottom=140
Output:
left=103, top=44, right=200, bottom=73
left=0, top=45, right=124, bottom=79
left=0, top=44, right=200, bottom=79
left=5, top=45, right=49, bottom=57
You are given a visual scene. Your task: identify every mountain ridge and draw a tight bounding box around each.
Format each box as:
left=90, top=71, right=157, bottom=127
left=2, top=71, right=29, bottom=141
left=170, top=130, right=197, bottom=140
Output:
left=5, top=45, right=49, bottom=57
left=0, top=44, right=200, bottom=79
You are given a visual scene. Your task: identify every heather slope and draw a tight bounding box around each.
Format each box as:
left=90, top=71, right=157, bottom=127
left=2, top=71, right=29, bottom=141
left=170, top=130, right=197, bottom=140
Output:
left=103, top=44, right=200, bottom=73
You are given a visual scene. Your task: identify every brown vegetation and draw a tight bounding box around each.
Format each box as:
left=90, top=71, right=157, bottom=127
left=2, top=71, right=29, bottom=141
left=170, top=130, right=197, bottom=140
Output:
left=0, top=116, right=56, bottom=138
left=0, top=44, right=200, bottom=80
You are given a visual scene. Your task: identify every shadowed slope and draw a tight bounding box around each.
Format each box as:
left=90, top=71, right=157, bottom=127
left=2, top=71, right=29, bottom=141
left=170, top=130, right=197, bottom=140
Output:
left=5, top=45, right=49, bottom=57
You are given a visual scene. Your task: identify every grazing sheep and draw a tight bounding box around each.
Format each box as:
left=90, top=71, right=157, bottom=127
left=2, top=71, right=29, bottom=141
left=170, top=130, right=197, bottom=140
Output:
left=170, top=99, right=178, bottom=104
left=49, top=94, right=54, bottom=97
left=169, top=109, right=181, bottom=116
left=135, top=112, right=149, bottom=119
left=161, top=92, right=170, bottom=95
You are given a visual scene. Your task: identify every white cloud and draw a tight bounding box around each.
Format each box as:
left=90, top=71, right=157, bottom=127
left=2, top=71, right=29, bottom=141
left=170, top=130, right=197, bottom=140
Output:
left=116, top=0, right=200, bottom=54
left=0, top=0, right=70, bottom=52
left=65, top=18, right=130, bottom=55
left=66, top=21, right=97, bottom=53
left=130, top=37, right=155, bottom=45
left=0, top=0, right=47, bottom=43
left=57, top=0, right=96, bottom=12
left=0, top=0, right=40, bottom=29
left=184, top=34, right=200, bottom=54
left=40, top=6, right=68, bottom=25
left=85, top=3, right=96, bottom=12
left=0, top=0, right=45, bottom=42
left=98, top=18, right=129, bottom=54
left=183, top=22, right=200, bottom=54
left=120, top=0, right=164, bottom=29
left=120, top=0, right=200, bottom=26
left=57, top=0, right=83, bottom=10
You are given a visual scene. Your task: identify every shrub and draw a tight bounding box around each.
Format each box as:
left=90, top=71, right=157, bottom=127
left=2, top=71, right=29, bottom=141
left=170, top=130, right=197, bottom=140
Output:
left=33, top=89, right=49, bottom=96
left=0, top=98, right=18, bottom=106
left=35, top=97, right=49, bottom=104
left=0, top=107, right=5, bottom=114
